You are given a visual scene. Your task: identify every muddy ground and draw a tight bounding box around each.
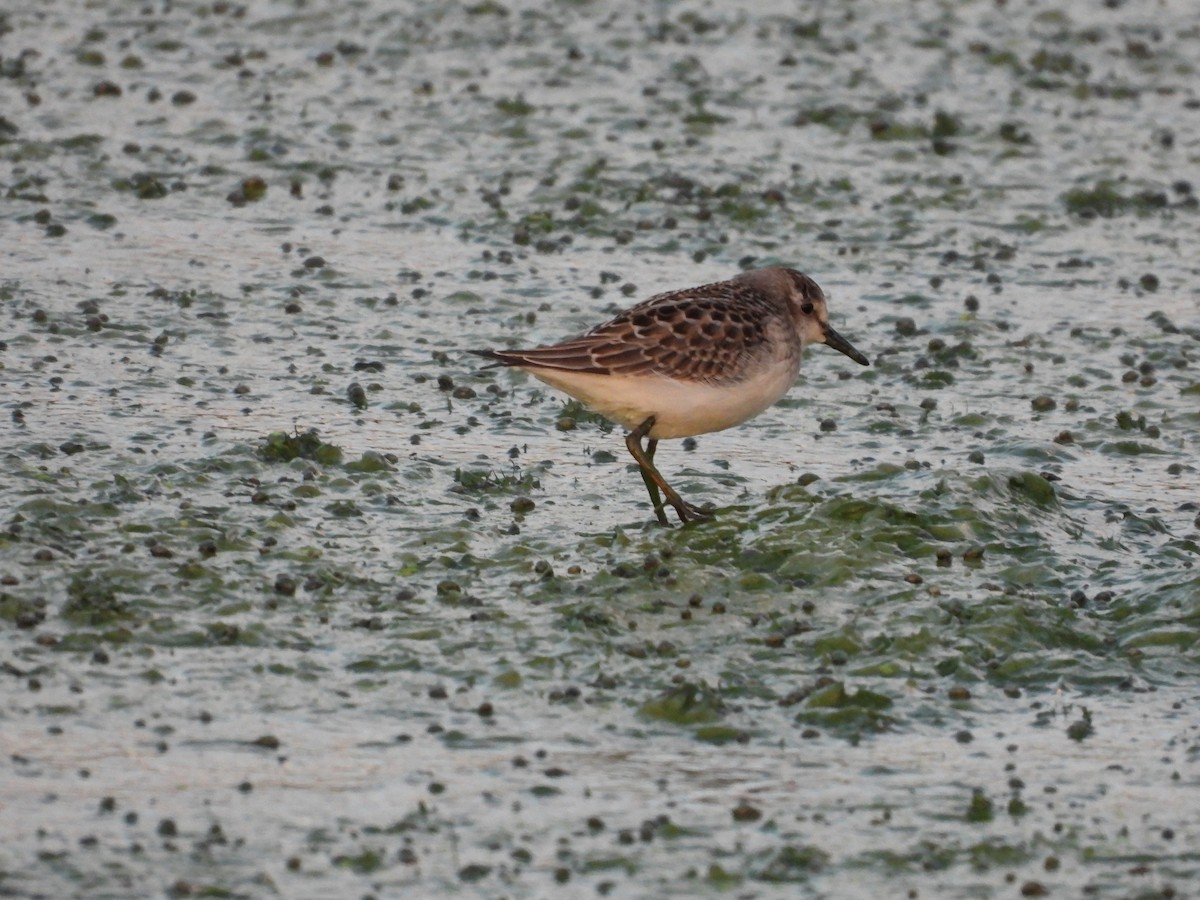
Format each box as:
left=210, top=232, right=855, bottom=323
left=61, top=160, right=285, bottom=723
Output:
left=2, top=1, right=1198, bottom=897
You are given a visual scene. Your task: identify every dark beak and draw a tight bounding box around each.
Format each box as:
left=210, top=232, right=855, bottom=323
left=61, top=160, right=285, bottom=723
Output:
left=822, top=325, right=870, bottom=366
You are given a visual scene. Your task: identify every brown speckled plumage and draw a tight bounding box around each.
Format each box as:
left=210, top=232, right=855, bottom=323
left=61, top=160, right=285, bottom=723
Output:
left=472, top=266, right=868, bottom=526
left=476, top=271, right=827, bottom=385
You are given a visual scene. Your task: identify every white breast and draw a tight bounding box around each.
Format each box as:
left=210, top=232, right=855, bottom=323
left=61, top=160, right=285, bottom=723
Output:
left=524, top=354, right=802, bottom=440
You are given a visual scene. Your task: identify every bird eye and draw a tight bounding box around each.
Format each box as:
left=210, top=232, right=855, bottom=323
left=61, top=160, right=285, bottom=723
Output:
left=800, top=302, right=815, bottom=315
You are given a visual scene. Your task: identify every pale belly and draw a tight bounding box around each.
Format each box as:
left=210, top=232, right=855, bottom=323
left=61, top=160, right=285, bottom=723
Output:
left=523, top=359, right=802, bottom=439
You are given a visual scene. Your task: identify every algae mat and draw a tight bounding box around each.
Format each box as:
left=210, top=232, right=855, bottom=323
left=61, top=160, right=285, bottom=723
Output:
left=2, top=0, right=1198, bottom=897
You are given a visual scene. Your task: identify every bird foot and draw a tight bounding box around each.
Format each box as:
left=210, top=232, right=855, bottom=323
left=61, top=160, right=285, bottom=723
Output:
left=665, top=498, right=713, bottom=526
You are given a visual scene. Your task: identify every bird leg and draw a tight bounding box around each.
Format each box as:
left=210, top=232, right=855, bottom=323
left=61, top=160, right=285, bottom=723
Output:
left=641, top=438, right=667, bottom=525
left=624, top=416, right=711, bottom=525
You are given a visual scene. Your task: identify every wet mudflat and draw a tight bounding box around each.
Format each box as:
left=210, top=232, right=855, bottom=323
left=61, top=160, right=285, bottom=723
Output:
left=2, top=0, right=1198, bottom=897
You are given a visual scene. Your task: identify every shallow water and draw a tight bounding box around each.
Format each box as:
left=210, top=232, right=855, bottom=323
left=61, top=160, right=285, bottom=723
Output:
left=2, top=0, right=1199, bottom=897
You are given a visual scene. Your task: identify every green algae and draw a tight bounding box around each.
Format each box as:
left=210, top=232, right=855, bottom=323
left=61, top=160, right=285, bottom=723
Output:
left=639, top=681, right=725, bottom=725
left=2, top=1, right=1199, bottom=898
left=257, top=429, right=344, bottom=465
left=796, top=683, right=898, bottom=739
left=753, top=845, right=831, bottom=882
left=1061, top=181, right=1172, bottom=218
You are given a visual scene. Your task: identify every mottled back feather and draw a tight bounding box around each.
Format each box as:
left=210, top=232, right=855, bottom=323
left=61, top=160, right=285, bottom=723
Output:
left=473, top=278, right=792, bottom=385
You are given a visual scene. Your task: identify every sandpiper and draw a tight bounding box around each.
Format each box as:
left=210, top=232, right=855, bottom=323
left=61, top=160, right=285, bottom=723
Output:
left=472, top=266, right=869, bottom=525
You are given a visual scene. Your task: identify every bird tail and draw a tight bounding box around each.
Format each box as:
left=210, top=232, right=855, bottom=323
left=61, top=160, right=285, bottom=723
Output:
left=467, top=348, right=515, bottom=370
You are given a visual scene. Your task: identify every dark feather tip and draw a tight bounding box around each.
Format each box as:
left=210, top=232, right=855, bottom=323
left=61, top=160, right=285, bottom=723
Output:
left=468, top=348, right=511, bottom=369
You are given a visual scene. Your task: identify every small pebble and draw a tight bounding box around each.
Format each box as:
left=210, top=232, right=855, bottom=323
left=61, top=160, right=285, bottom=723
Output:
left=731, top=801, right=762, bottom=822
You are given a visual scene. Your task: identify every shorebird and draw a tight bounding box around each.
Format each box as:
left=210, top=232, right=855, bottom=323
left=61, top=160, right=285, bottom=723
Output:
left=473, top=267, right=869, bottom=525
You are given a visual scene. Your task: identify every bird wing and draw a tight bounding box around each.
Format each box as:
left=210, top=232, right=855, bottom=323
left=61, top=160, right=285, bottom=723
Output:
left=474, top=280, right=780, bottom=384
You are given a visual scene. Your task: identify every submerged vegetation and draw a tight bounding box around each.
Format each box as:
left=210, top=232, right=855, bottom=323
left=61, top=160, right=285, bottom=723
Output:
left=1, top=0, right=1197, bottom=897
